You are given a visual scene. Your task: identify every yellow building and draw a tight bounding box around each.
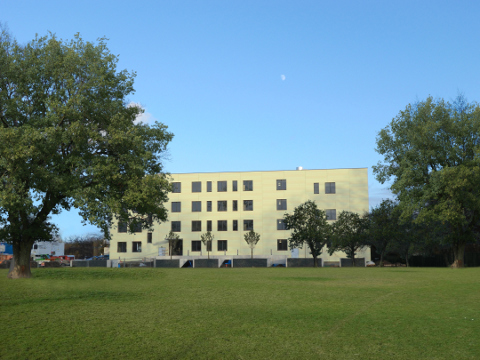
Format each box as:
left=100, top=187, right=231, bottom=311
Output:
left=110, top=168, right=370, bottom=264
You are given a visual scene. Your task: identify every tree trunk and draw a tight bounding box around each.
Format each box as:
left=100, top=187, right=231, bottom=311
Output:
left=207, top=249, right=210, bottom=260
left=405, top=251, right=409, bottom=267
left=351, top=249, right=356, bottom=267
left=8, top=240, right=34, bottom=279
left=379, top=251, right=385, bottom=267
left=451, top=242, right=466, bottom=268
left=251, top=248, right=253, bottom=259
left=313, top=255, right=318, bottom=268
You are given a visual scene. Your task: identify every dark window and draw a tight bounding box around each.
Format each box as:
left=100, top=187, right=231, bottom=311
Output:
left=132, top=222, right=142, bottom=233
left=277, top=199, right=287, bottom=210
left=325, top=182, right=336, bottom=194
left=192, top=181, right=201, bottom=193
left=192, top=201, right=201, bottom=212
left=171, top=221, right=181, bottom=232
left=147, top=233, right=152, bottom=243
left=118, top=222, right=127, bottom=233
left=243, top=220, right=253, bottom=231
left=218, top=240, right=227, bottom=251
left=132, top=241, right=142, bottom=253
left=233, top=220, right=238, bottom=231
left=277, top=219, right=287, bottom=230
left=206, top=241, right=212, bottom=252
left=314, top=183, right=319, bottom=194
left=171, top=202, right=181, bottom=213
left=218, top=201, right=227, bottom=211
left=207, top=181, right=212, bottom=192
left=232, top=180, right=238, bottom=191
left=117, top=242, right=127, bottom=253
left=217, top=181, right=227, bottom=192
left=243, top=180, right=253, bottom=191
left=277, top=179, right=286, bottom=190
left=33, top=244, right=38, bottom=250
left=233, top=200, right=238, bottom=211
left=172, top=182, right=181, bottom=193
left=192, top=221, right=201, bottom=232
left=192, top=241, right=201, bottom=252
left=326, top=209, right=337, bottom=220
left=207, top=201, right=212, bottom=212
left=218, top=220, right=227, bottom=231
left=243, top=200, right=253, bottom=211
left=277, top=239, right=288, bottom=251
left=207, top=220, right=212, bottom=232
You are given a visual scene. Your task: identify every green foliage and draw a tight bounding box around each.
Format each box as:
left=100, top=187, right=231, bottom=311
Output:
left=283, top=200, right=331, bottom=266
left=0, top=30, right=173, bottom=277
left=374, top=95, right=480, bottom=267
left=165, top=230, right=180, bottom=259
left=329, top=211, right=368, bottom=264
left=200, top=230, right=214, bottom=258
left=243, top=230, right=260, bottom=248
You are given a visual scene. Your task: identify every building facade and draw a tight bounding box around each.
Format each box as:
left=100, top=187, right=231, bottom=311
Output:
left=110, top=168, right=370, bottom=263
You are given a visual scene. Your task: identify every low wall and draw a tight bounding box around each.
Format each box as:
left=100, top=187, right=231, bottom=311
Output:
left=287, top=258, right=322, bottom=267
left=72, top=260, right=107, bottom=267
left=340, top=258, right=365, bottom=267
left=233, top=258, right=267, bottom=268
left=155, top=259, right=180, bottom=268
left=194, top=259, right=219, bottom=268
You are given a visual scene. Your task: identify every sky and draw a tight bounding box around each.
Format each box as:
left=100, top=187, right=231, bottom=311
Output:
left=3, top=1, right=480, bottom=239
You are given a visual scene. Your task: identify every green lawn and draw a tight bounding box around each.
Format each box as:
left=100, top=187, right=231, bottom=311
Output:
left=1, top=267, right=479, bottom=359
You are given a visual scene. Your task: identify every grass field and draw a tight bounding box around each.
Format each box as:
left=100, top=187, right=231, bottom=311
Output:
left=1, top=267, right=479, bottom=359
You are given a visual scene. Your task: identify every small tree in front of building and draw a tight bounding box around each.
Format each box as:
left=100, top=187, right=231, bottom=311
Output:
left=165, top=231, right=180, bottom=260
left=200, top=231, right=214, bottom=259
left=244, top=230, right=261, bottom=259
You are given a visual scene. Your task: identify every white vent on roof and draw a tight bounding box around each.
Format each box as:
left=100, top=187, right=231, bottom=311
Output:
left=296, top=166, right=303, bottom=170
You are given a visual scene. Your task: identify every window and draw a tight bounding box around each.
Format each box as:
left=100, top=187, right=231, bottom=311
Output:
left=217, top=201, right=227, bottom=211
left=218, top=220, right=227, bottom=231
left=243, top=180, right=253, bottom=191
left=171, top=221, right=181, bottom=232
left=217, top=181, right=227, bottom=192
left=207, top=220, right=212, bottom=232
left=233, top=220, right=238, bottom=231
left=206, top=241, right=212, bottom=252
left=192, top=221, right=202, bottom=232
left=277, top=239, right=288, bottom=251
left=277, top=219, right=287, bottom=230
left=243, top=200, right=253, bottom=211
left=326, top=209, right=337, bottom=220
left=192, top=181, right=201, bottom=193
left=314, top=183, right=319, bottom=194
left=172, top=182, right=181, bottom=193
left=232, top=180, right=238, bottom=191
left=207, top=181, right=212, bottom=192
left=33, top=244, right=38, bottom=250
left=207, top=201, right=212, bottom=212
left=218, top=240, right=227, bottom=251
left=191, top=241, right=201, bottom=252
left=117, top=242, right=127, bottom=253
left=325, top=182, right=336, bottom=194
left=171, top=202, right=181, bottom=213
left=132, top=223, right=142, bottom=233
left=132, top=241, right=142, bottom=253
left=147, top=233, right=152, bottom=243
left=118, top=222, right=127, bottom=233
left=232, top=200, right=238, bottom=211
left=192, top=201, right=201, bottom=212
left=277, top=179, right=286, bottom=190
left=277, top=199, right=287, bottom=210
left=243, top=220, right=253, bottom=231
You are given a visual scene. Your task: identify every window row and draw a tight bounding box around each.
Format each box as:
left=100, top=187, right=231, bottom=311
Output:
left=171, top=179, right=290, bottom=193
left=117, top=239, right=289, bottom=253
left=314, top=182, right=336, bottom=194
left=171, top=199, right=287, bottom=213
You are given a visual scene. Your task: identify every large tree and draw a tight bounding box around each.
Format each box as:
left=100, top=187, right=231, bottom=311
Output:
left=329, top=211, right=368, bottom=266
left=0, top=31, right=173, bottom=278
left=283, top=200, right=331, bottom=267
left=374, top=95, right=480, bottom=267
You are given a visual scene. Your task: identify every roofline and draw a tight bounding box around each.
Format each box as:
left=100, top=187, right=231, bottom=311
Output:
left=166, top=167, right=368, bottom=175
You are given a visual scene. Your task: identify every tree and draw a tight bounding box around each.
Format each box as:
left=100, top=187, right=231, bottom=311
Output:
left=166, top=231, right=180, bottom=260
left=243, top=230, right=260, bottom=259
left=200, top=231, right=214, bottom=259
left=0, top=31, right=173, bottom=278
left=329, top=211, right=368, bottom=266
left=283, top=200, right=331, bottom=267
left=64, top=234, right=105, bottom=259
left=367, top=199, right=401, bottom=267
left=374, top=95, right=480, bottom=267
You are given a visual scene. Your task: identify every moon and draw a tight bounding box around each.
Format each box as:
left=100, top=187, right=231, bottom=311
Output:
left=281, top=74, right=286, bottom=81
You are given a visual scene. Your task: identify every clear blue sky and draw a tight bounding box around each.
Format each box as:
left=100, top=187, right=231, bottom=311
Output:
left=3, top=1, right=480, bottom=238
